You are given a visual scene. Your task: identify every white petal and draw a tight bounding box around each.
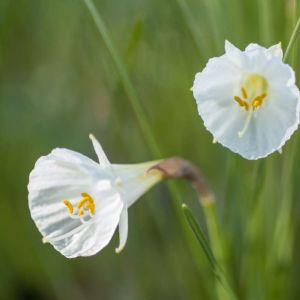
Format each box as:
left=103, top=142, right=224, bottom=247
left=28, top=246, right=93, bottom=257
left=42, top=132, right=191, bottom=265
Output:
left=113, top=161, right=162, bottom=207
left=192, top=55, right=241, bottom=102
left=115, top=206, right=128, bottom=254
left=28, top=148, right=123, bottom=258
left=256, top=85, right=300, bottom=154
left=225, top=42, right=283, bottom=73
left=267, top=43, right=283, bottom=58
left=225, top=40, right=242, bottom=56
left=262, top=56, right=295, bottom=86
left=89, top=134, right=111, bottom=166
left=245, top=43, right=269, bottom=53
left=245, top=43, right=283, bottom=59
left=224, top=40, right=247, bottom=68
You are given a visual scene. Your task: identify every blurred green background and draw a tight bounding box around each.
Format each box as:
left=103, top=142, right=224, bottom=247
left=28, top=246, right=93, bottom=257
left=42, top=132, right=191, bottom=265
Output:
left=1, top=0, right=300, bottom=299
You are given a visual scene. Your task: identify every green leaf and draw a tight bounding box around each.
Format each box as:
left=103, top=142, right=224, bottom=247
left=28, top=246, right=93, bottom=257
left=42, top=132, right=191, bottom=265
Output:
left=181, top=203, right=217, bottom=273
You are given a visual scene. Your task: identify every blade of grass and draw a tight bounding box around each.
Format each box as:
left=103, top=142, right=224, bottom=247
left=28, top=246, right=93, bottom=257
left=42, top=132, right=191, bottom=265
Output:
left=202, top=200, right=236, bottom=300
left=182, top=203, right=217, bottom=271
left=283, top=16, right=300, bottom=62
left=182, top=203, right=237, bottom=300
left=125, top=16, right=144, bottom=71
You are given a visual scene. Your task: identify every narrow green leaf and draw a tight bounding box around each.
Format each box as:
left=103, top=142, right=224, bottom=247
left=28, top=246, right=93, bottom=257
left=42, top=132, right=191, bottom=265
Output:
left=181, top=203, right=217, bottom=272
left=125, top=16, right=144, bottom=69
left=182, top=203, right=237, bottom=300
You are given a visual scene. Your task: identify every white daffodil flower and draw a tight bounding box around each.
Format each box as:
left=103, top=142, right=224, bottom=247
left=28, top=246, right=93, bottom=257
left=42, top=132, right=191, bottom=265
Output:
left=192, top=41, right=300, bottom=159
left=28, top=134, right=163, bottom=258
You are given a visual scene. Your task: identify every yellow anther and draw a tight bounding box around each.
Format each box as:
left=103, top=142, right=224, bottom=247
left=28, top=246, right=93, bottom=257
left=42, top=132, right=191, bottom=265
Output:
left=63, top=192, right=96, bottom=217
left=85, top=202, right=96, bottom=214
left=234, top=96, right=249, bottom=111
left=81, top=192, right=91, bottom=198
left=77, top=193, right=94, bottom=208
left=233, top=75, right=268, bottom=137
left=252, top=93, right=267, bottom=109
left=241, top=87, right=248, bottom=99
left=63, top=200, right=74, bottom=215
left=77, top=197, right=90, bottom=209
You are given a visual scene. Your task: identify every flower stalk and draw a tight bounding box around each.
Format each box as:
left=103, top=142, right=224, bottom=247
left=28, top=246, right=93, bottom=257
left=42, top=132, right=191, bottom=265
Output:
left=151, top=156, right=214, bottom=205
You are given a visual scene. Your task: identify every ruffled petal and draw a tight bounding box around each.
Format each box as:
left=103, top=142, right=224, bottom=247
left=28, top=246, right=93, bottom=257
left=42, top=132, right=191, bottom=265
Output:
left=245, top=42, right=283, bottom=59
left=267, top=43, right=283, bottom=58
left=224, top=40, right=249, bottom=69
left=192, top=53, right=241, bottom=106
left=262, top=56, right=296, bottom=87
left=252, top=85, right=300, bottom=157
left=192, top=51, right=243, bottom=145
left=28, top=148, right=123, bottom=258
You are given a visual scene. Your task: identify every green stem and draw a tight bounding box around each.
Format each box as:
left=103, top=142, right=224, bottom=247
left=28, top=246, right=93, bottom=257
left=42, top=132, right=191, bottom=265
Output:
left=283, top=16, right=300, bottom=62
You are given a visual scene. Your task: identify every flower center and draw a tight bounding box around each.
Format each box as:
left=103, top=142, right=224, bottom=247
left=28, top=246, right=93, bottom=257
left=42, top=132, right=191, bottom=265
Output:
left=42, top=193, right=96, bottom=244
left=233, top=74, right=268, bottom=137
left=234, top=74, right=268, bottom=111
left=63, top=192, right=96, bottom=218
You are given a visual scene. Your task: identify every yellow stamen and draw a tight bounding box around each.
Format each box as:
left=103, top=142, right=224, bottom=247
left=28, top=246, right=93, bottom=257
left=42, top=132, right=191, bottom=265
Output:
left=77, top=193, right=94, bottom=208
left=81, top=192, right=91, bottom=198
left=241, top=87, right=248, bottom=99
left=63, top=200, right=74, bottom=214
left=77, top=197, right=90, bottom=209
left=234, top=96, right=249, bottom=111
left=63, top=192, right=96, bottom=217
left=252, top=93, right=267, bottom=109
left=232, top=74, right=268, bottom=137
left=85, top=202, right=95, bottom=214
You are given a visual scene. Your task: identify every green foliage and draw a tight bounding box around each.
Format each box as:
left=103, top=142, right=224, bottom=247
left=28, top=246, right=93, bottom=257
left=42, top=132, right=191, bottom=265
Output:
left=1, top=0, right=300, bottom=299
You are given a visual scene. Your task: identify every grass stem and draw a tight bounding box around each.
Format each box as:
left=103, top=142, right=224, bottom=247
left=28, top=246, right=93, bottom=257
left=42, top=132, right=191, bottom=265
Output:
left=283, top=16, right=300, bottom=62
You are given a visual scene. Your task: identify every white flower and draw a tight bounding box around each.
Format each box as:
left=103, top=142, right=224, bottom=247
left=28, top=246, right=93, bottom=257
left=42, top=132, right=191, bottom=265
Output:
left=28, top=134, right=162, bottom=258
left=192, top=41, right=300, bottom=159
